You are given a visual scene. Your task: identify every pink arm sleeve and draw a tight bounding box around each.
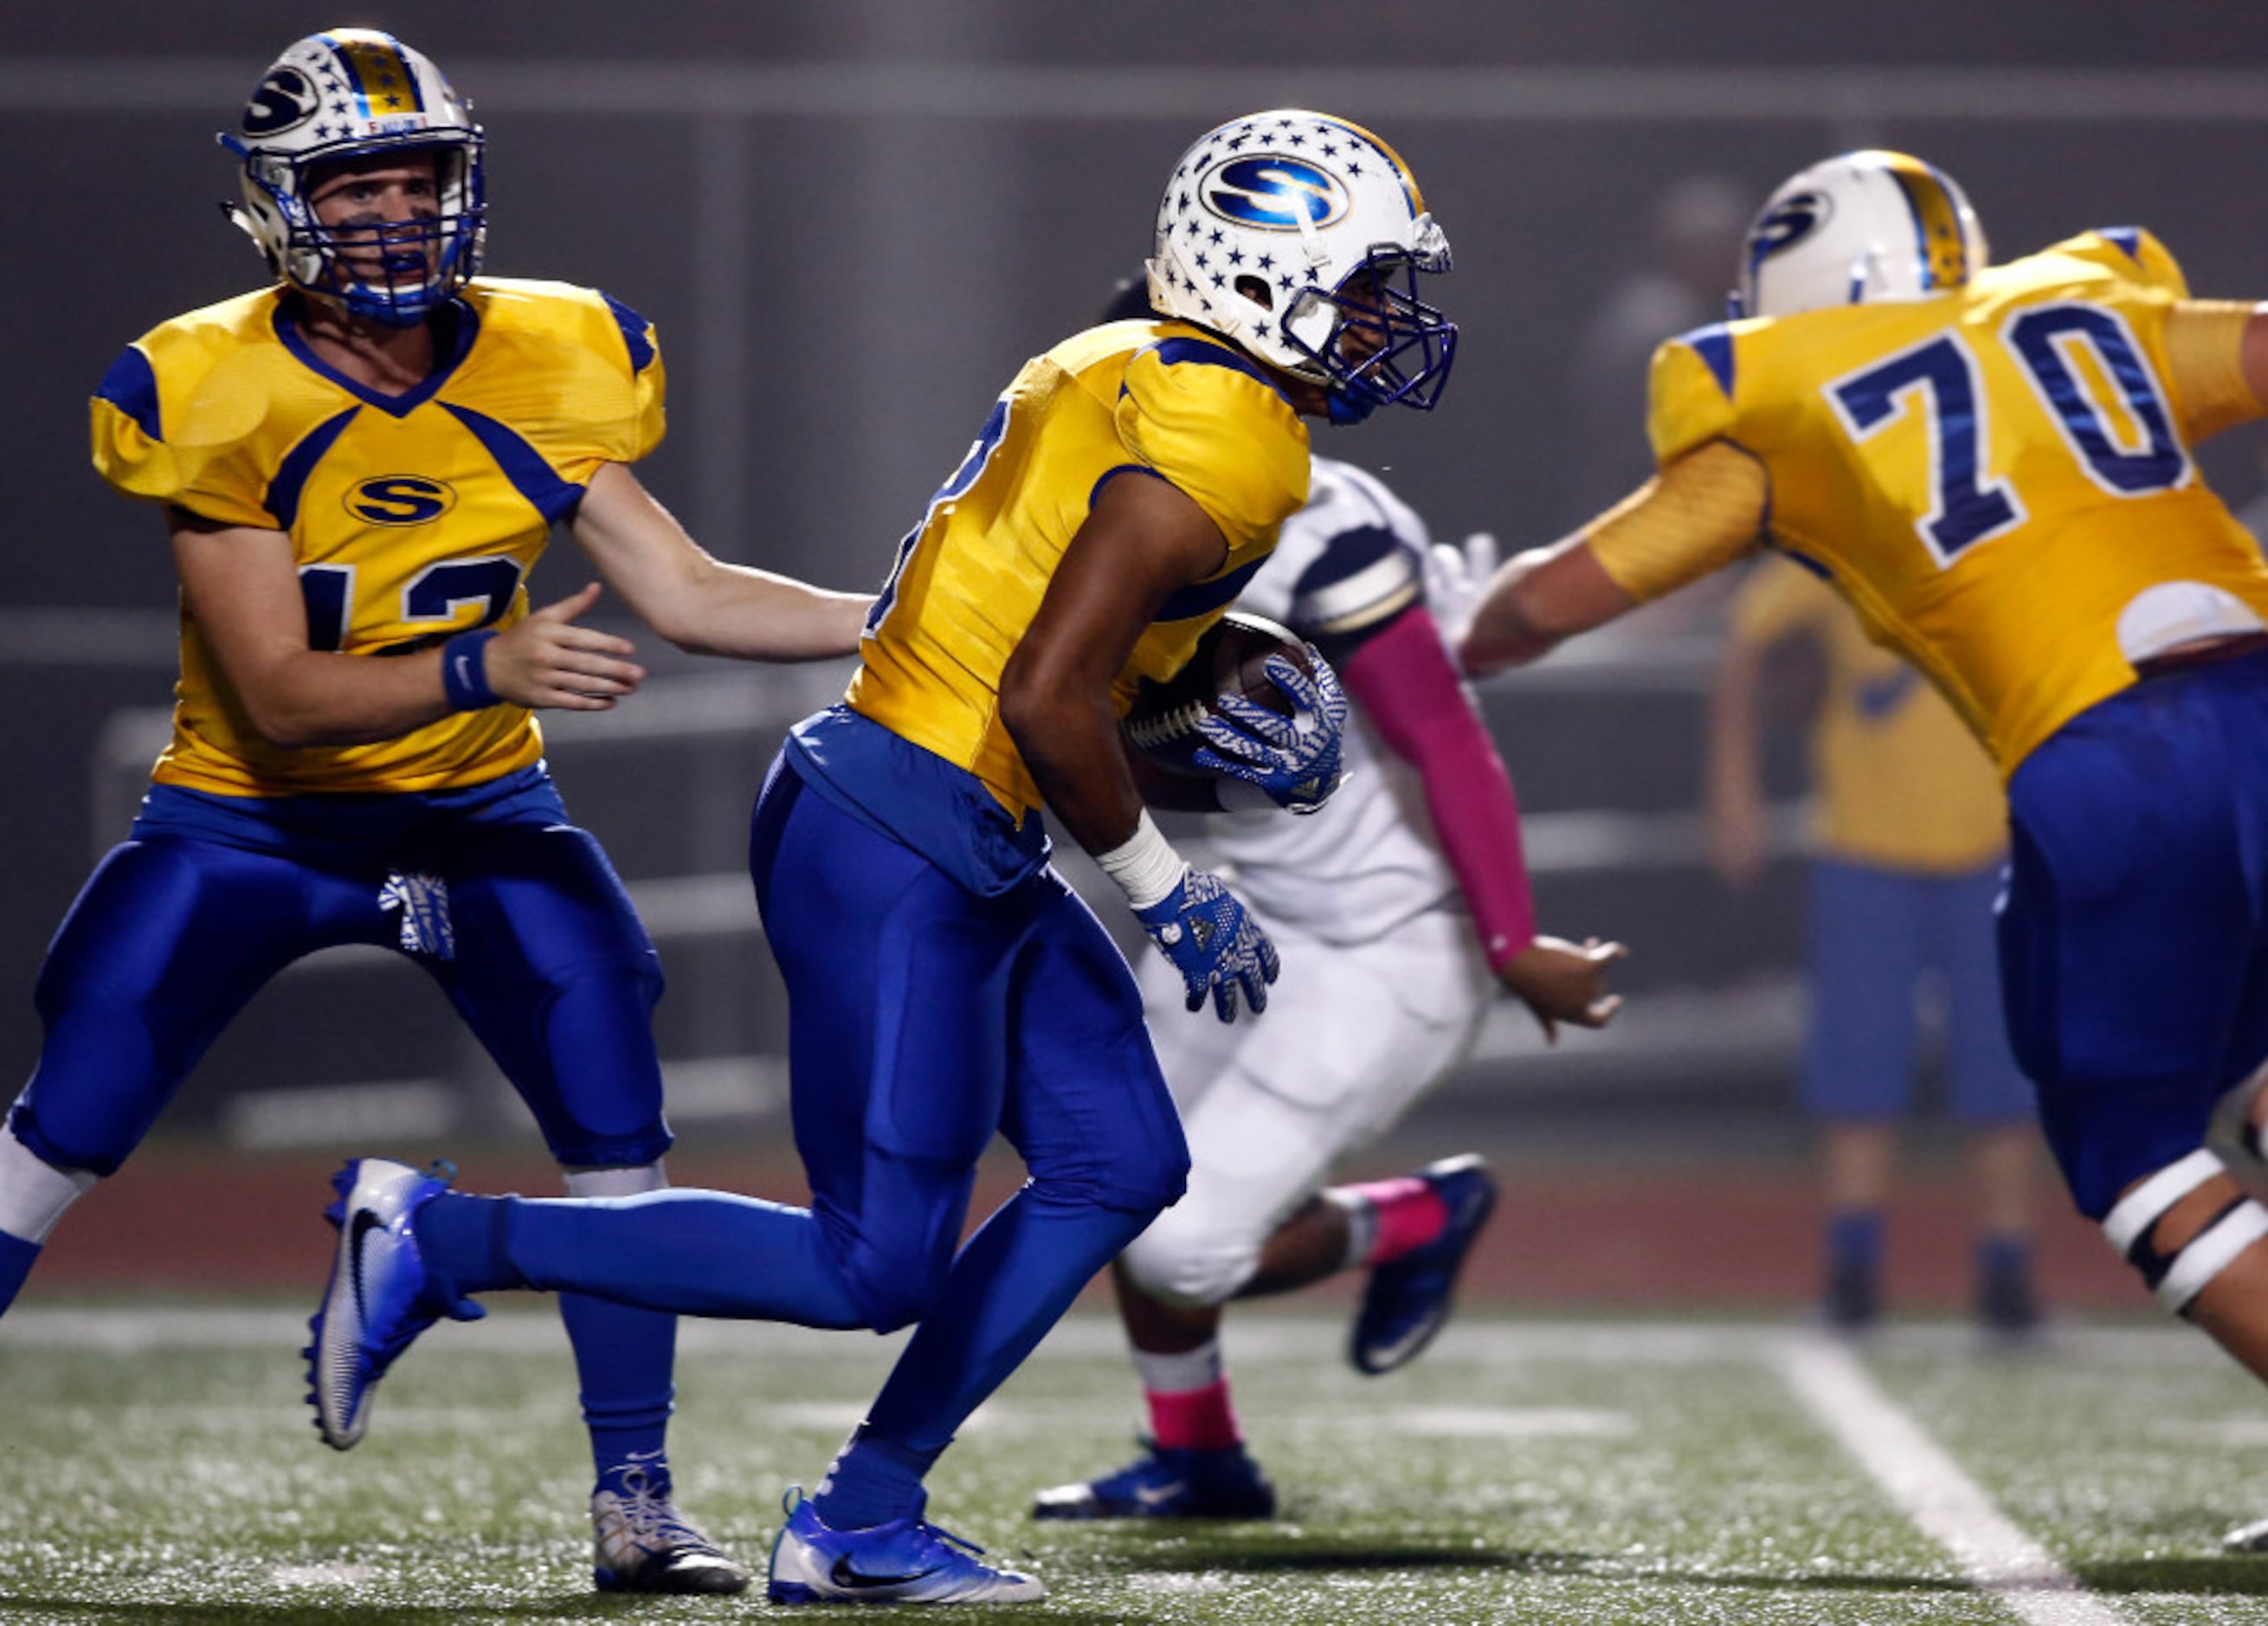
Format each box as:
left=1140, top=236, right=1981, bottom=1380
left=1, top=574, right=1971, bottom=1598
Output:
left=1340, top=603, right=1537, bottom=970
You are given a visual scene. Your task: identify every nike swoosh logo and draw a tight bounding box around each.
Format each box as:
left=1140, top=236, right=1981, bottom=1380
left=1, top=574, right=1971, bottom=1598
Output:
left=1363, top=1320, right=1436, bottom=1368
left=452, top=653, right=476, bottom=685
left=349, top=1208, right=383, bottom=1326
left=1133, top=1481, right=1188, bottom=1507
left=829, top=1555, right=943, bottom=1591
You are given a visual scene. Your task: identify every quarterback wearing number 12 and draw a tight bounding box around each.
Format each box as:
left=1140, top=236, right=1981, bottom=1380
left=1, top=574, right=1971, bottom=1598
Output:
left=1, top=26, right=873, bottom=1597
left=1464, top=151, right=2268, bottom=1505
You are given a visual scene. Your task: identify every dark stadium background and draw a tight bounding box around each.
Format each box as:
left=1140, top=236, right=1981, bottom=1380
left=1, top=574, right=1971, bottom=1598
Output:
left=3, top=0, right=2264, bottom=1312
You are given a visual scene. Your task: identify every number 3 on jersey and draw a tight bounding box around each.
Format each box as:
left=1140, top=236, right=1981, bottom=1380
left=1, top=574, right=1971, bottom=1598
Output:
left=1827, top=300, right=2188, bottom=569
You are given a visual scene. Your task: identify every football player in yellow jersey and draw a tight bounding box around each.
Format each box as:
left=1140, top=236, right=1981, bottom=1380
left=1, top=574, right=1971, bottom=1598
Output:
left=1463, top=149, right=2268, bottom=1526
left=1708, top=558, right=2039, bottom=1336
left=313, top=111, right=1459, bottom=1603
left=0, top=28, right=872, bottom=1597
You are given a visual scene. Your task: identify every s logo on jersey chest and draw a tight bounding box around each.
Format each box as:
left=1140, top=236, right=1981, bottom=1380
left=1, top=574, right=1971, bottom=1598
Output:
left=345, top=475, right=459, bottom=526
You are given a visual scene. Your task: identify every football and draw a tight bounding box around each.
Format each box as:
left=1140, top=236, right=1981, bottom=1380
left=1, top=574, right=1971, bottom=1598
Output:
left=1122, top=611, right=1319, bottom=778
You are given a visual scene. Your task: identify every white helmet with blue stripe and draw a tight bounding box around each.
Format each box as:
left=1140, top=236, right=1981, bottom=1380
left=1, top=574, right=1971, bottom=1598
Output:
left=1736, top=150, right=1988, bottom=319
left=220, top=28, right=486, bottom=326
left=1147, top=110, right=1457, bottom=424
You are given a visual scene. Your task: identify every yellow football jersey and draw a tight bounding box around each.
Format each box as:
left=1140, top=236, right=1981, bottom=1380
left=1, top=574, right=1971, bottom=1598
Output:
left=1729, top=556, right=2006, bottom=873
left=848, top=318, right=1311, bottom=816
left=91, top=278, right=665, bottom=796
left=1608, top=229, right=2268, bottom=775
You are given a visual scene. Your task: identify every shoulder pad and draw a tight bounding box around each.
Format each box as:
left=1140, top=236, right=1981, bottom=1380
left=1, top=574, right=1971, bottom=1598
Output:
left=1286, top=524, right=1421, bottom=639
left=1119, top=339, right=1310, bottom=552
left=466, top=278, right=667, bottom=462
left=1646, top=327, right=1743, bottom=467
left=2033, top=227, right=2190, bottom=299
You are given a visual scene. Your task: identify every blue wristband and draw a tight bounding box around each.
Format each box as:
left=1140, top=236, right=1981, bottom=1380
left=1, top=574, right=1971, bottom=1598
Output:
left=441, top=629, right=499, bottom=711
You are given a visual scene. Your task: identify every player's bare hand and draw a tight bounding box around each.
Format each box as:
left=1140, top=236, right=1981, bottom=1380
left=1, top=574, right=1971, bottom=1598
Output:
left=480, top=582, right=645, bottom=711
left=1499, top=933, right=1627, bottom=1044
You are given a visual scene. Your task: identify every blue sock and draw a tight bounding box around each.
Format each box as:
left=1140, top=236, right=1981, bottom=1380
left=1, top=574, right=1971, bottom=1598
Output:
left=504, top=1189, right=865, bottom=1326
left=1975, top=1232, right=2032, bottom=1280
left=418, top=1192, right=720, bottom=1487
left=813, top=1184, right=1150, bottom=1527
left=560, top=1292, right=676, bottom=1487
left=813, top=1424, right=943, bottom=1531
left=0, top=1229, right=40, bottom=1315
left=1826, top=1209, right=1884, bottom=1275
left=416, top=1190, right=521, bottom=1296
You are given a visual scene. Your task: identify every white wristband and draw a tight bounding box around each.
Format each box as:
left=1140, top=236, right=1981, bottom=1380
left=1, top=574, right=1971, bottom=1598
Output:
left=1094, top=810, right=1189, bottom=911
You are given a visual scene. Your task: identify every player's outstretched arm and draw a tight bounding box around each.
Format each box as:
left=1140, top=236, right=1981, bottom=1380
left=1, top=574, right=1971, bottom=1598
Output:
left=570, top=461, right=873, bottom=661
left=2237, top=305, right=2268, bottom=418
left=170, top=510, right=636, bottom=746
left=1339, top=597, right=1624, bottom=1038
left=1341, top=601, right=1539, bottom=965
left=1459, top=532, right=1636, bottom=677
left=1465, top=447, right=1772, bottom=678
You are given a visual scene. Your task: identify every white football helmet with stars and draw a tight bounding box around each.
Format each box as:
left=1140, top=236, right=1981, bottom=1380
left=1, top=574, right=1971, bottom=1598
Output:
left=219, top=28, right=486, bottom=326
left=1735, top=149, right=1988, bottom=319
left=1148, top=111, right=1456, bottom=425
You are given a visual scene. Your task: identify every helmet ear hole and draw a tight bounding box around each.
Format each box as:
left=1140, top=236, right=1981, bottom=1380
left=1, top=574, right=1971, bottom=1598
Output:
left=1234, top=275, right=1274, bottom=312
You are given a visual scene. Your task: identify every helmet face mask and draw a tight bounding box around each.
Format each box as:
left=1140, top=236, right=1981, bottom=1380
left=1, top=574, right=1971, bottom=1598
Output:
left=1734, top=150, right=1987, bottom=320
left=1147, top=110, right=1457, bottom=421
left=220, top=29, right=486, bottom=326
left=1280, top=242, right=1457, bottom=424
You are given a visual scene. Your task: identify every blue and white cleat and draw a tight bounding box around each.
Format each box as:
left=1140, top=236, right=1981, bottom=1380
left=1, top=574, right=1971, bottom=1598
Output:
left=767, top=1487, right=1045, bottom=1605
left=591, top=1463, right=750, bottom=1595
left=306, top=1156, right=478, bottom=1450
left=1031, top=1438, right=1276, bottom=1520
left=1349, top=1153, right=1498, bottom=1376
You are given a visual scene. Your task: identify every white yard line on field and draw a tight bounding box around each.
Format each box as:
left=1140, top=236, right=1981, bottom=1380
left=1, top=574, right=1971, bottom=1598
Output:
left=1775, top=1333, right=2131, bottom=1626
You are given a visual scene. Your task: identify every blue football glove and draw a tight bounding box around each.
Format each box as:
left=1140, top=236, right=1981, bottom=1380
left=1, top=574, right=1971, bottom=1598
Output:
left=1190, top=650, right=1350, bottom=815
left=1134, top=867, right=1281, bottom=1023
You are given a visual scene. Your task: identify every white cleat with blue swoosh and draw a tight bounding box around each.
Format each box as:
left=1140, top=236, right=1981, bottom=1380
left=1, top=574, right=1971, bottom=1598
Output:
left=306, top=1156, right=476, bottom=1449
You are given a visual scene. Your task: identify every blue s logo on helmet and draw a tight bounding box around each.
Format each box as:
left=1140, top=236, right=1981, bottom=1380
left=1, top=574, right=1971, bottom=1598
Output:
left=243, top=68, right=319, bottom=136
left=346, top=475, right=458, bottom=526
left=1749, top=190, right=1830, bottom=263
left=1202, top=157, right=1347, bottom=232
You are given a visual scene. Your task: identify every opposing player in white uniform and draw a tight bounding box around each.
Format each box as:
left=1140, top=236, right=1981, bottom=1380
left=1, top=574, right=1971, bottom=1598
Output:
left=1035, top=455, right=1624, bottom=1520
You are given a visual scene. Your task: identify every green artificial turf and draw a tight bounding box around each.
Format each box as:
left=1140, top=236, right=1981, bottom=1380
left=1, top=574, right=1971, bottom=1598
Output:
left=7, top=1307, right=2268, bottom=1623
